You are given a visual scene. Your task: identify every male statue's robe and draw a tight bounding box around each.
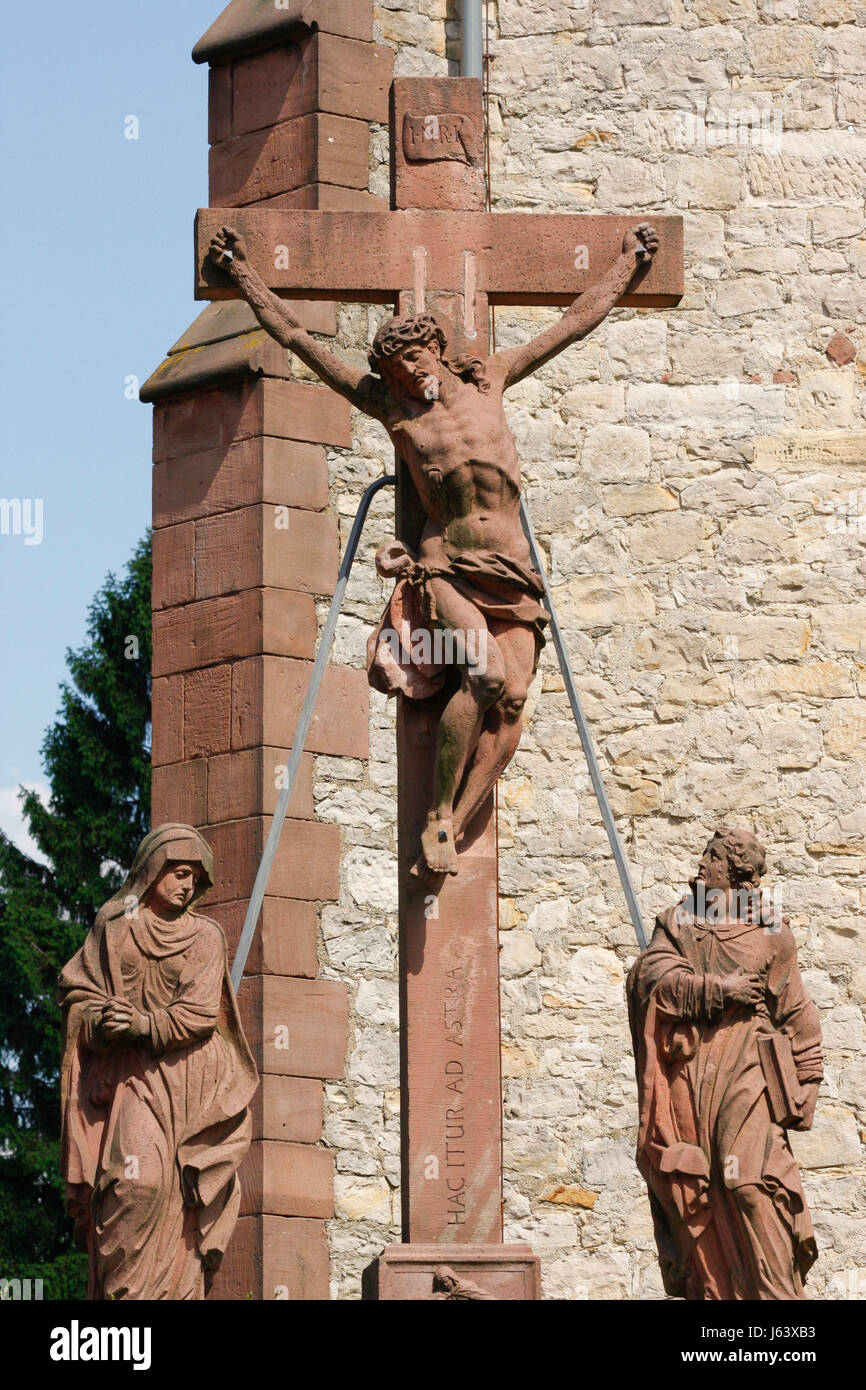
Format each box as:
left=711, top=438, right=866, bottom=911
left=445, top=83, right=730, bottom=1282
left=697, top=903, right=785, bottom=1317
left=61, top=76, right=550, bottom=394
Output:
left=627, top=904, right=823, bottom=1300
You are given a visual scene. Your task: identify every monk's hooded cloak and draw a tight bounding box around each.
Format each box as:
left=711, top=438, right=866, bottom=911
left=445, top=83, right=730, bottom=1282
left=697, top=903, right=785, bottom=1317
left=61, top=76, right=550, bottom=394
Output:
left=59, top=825, right=258, bottom=1300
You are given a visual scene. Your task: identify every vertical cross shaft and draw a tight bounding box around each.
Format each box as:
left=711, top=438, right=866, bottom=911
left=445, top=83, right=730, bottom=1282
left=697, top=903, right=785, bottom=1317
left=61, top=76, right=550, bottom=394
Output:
left=391, top=77, right=503, bottom=1246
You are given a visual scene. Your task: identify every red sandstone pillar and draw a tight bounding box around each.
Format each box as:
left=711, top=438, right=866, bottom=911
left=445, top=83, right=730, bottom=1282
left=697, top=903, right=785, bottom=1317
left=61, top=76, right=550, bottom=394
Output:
left=142, top=0, right=392, bottom=1300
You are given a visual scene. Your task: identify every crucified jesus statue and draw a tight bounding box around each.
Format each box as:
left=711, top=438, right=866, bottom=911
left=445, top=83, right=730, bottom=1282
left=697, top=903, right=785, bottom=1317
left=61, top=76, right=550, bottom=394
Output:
left=208, top=221, right=659, bottom=877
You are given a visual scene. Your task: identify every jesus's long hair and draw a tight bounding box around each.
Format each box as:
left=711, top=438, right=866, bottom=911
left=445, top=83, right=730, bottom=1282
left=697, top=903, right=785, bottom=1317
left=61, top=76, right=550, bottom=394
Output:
left=368, top=313, right=490, bottom=393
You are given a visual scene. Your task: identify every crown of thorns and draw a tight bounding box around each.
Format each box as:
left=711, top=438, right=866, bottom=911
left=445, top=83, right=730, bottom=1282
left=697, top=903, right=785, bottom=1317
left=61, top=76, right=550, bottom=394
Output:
left=368, top=314, right=447, bottom=371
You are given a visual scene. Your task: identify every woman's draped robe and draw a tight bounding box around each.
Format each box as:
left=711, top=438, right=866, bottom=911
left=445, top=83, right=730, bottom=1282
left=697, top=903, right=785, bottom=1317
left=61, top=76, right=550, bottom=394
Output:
left=59, top=907, right=258, bottom=1301
left=627, top=906, right=823, bottom=1301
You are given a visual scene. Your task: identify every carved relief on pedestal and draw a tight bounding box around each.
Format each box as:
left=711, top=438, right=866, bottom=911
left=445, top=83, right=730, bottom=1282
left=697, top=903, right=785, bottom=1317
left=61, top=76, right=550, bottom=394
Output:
left=431, top=1265, right=496, bottom=1300
left=402, top=111, right=482, bottom=167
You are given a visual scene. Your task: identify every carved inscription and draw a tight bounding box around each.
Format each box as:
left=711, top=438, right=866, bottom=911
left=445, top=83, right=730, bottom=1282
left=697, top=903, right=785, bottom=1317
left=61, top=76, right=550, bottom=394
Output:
left=444, top=964, right=466, bottom=1226
left=403, top=111, right=482, bottom=167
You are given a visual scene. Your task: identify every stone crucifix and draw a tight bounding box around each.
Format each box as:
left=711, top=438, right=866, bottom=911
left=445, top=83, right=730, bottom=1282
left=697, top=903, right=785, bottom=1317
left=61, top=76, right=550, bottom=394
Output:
left=207, top=218, right=659, bottom=878
left=197, top=77, right=683, bottom=1281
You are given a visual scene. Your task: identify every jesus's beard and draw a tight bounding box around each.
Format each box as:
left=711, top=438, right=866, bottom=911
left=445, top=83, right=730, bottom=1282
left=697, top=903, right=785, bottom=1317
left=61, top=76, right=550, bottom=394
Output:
left=422, top=375, right=440, bottom=402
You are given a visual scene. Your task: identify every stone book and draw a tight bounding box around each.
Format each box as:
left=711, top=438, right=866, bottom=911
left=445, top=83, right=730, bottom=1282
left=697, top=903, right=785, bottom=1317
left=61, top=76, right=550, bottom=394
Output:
left=758, top=1032, right=803, bottom=1129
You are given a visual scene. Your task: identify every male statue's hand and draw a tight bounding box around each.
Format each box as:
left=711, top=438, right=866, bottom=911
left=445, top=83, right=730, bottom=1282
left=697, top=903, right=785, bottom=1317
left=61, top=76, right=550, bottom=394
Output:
left=720, top=970, right=763, bottom=1009
left=209, top=225, right=247, bottom=275
left=623, top=222, right=659, bottom=264
left=789, top=1080, right=819, bottom=1132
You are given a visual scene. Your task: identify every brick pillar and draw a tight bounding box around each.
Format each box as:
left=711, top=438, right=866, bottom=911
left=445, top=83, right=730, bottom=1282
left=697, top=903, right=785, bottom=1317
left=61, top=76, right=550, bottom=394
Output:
left=141, top=0, right=392, bottom=1300
left=196, top=0, right=392, bottom=213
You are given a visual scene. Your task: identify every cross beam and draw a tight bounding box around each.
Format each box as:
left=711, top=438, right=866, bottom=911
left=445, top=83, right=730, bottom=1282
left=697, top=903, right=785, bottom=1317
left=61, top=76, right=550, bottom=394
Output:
left=195, top=208, right=684, bottom=308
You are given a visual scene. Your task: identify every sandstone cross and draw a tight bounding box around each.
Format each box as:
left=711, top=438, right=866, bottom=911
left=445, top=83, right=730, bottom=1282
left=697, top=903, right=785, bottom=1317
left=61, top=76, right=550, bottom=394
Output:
left=196, top=74, right=683, bottom=1297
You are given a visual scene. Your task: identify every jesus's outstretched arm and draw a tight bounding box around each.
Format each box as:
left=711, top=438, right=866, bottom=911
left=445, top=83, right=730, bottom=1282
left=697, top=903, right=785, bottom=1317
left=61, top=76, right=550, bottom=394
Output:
left=208, top=226, right=386, bottom=417
left=494, top=222, right=659, bottom=390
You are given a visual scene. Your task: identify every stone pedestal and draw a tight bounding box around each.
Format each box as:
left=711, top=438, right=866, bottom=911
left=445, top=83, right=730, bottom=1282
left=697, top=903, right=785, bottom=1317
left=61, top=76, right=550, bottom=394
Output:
left=363, top=1245, right=542, bottom=1301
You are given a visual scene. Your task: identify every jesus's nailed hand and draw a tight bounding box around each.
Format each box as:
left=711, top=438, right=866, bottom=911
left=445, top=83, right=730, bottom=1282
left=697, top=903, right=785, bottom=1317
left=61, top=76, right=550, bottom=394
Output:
left=208, top=224, right=247, bottom=273
left=623, top=222, right=659, bottom=263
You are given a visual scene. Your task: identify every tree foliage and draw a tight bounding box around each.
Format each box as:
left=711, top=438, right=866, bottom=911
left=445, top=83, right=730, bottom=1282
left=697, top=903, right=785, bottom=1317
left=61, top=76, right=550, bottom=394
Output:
left=0, top=535, right=151, bottom=1299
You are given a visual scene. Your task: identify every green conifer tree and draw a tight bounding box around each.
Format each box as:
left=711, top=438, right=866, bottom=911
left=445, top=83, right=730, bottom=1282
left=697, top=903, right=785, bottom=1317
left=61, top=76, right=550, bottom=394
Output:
left=0, top=535, right=151, bottom=1299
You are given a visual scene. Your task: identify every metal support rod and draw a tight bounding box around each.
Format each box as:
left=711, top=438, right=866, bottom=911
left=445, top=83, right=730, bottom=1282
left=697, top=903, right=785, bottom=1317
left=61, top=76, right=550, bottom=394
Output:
left=230, top=476, right=646, bottom=984
left=461, top=0, right=484, bottom=78
left=520, top=499, right=649, bottom=951
left=230, top=475, right=397, bottom=989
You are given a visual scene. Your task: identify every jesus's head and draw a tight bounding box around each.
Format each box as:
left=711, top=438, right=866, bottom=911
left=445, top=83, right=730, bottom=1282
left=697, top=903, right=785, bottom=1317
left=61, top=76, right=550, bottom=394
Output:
left=369, top=312, right=489, bottom=402
left=368, top=313, right=447, bottom=401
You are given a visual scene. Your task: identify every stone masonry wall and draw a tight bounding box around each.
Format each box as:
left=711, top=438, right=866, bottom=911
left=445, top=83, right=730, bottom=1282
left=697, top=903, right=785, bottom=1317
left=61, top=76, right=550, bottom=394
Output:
left=289, top=0, right=865, bottom=1298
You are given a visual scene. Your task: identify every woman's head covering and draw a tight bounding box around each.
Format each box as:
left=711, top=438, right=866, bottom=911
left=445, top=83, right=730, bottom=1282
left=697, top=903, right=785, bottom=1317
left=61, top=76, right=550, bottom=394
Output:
left=97, top=824, right=214, bottom=928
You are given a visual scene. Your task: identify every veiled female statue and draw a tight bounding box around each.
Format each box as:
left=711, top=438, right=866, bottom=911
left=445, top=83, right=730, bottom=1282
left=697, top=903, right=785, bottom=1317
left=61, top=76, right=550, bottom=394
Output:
left=58, top=825, right=258, bottom=1300
left=627, top=827, right=823, bottom=1301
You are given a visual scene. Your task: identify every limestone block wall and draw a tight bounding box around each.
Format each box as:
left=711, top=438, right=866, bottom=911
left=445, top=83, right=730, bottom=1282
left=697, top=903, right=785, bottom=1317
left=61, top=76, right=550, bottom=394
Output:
left=292, top=0, right=866, bottom=1298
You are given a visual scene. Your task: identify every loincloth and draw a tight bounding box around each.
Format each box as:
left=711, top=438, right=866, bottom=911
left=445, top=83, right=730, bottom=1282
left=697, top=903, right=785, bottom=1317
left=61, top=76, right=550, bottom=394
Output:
left=367, top=541, right=550, bottom=699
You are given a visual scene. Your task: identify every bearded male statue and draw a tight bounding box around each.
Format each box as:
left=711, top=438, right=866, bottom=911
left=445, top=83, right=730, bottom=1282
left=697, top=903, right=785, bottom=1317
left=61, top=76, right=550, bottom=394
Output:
left=627, top=827, right=823, bottom=1301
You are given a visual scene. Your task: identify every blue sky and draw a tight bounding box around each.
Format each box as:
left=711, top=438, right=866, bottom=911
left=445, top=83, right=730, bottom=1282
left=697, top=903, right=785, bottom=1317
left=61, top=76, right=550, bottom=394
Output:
left=0, top=1, right=217, bottom=853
